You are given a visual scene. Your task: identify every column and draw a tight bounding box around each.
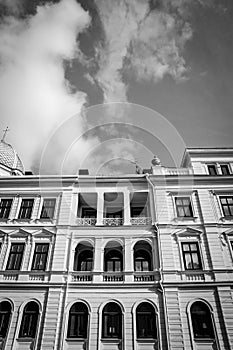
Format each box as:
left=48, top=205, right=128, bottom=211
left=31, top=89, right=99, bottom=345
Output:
left=93, top=238, right=104, bottom=282
left=96, top=191, right=104, bottom=225
left=124, top=238, right=134, bottom=282
left=123, top=190, right=131, bottom=225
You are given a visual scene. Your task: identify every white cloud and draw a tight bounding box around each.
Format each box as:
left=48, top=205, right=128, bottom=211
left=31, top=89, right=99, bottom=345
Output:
left=0, top=0, right=92, bottom=172
left=94, top=0, right=193, bottom=104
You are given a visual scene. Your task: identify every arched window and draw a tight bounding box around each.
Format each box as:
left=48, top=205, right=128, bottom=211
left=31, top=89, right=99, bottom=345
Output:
left=136, top=302, right=157, bottom=339
left=134, top=242, right=152, bottom=271
left=0, top=301, right=11, bottom=338
left=104, top=250, right=123, bottom=272
left=102, top=303, right=122, bottom=339
left=67, top=302, right=88, bottom=338
left=19, top=301, right=39, bottom=338
left=190, top=301, right=214, bottom=339
left=73, top=244, right=93, bottom=271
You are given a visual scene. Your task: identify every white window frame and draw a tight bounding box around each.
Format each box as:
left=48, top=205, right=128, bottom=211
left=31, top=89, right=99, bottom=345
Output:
left=186, top=299, right=220, bottom=350
left=0, top=197, right=13, bottom=220
left=3, top=236, right=27, bottom=271
left=38, top=197, right=58, bottom=221
left=171, top=192, right=198, bottom=221
left=171, top=227, right=205, bottom=271
left=216, top=194, right=233, bottom=220
left=16, top=197, right=35, bottom=221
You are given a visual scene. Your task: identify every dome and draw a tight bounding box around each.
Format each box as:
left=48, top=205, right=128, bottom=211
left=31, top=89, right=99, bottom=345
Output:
left=0, top=140, right=24, bottom=175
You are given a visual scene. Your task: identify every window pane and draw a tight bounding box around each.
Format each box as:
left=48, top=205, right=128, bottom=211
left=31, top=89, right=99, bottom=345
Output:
left=136, top=303, right=156, bottom=339
left=19, top=302, right=39, bottom=338
left=221, top=165, right=230, bottom=175
left=67, top=303, right=88, bottom=338
left=40, top=199, right=56, bottom=219
left=6, top=244, right=24, bottom=270
left=191, top=302, right=214, bottom=339
left=102, top=303, right=122, bottom=338
left=0, top=301, right=11, bottom=338
left=32, top=244, right=49, bottom=270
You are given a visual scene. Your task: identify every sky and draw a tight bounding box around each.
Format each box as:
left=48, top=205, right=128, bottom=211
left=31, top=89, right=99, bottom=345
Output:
left=0, top=0, right=232, bottom=175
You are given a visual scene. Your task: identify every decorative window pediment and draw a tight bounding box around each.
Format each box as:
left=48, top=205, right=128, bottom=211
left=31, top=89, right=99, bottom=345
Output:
left=171, top=227, right=202, bottom=241
left=33, top=228, right=54, bottom=239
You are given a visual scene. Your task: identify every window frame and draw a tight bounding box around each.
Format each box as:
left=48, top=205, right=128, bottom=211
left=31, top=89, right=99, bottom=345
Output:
left=0, top=198, right=13, bottom=220
left=102, top=302, right=122, bottom=339
left=73, top=248, right=93, bottom=272
left=175, top=196, right=194, bottom=218
left=31, top=243, right=49, bottom=271
left=207, top=164, right=218, bottom=176
left=67, top=302, right=89, bottom=339
left=219, top=196, right=233, bottom=217
left=18, top=301, right=40, bottom=339
left=6, top=243, right=25, bottom=271
left=0, top=300, right=12, bottom=340
left=136, top=302, right=157, bottom=339
left=188, top=300, right=215, bottom=341
left=18, top=198, right=34, bottom=220
left=104, top=249, right=123, bottom=272
left=220, top=164, right=230, bottom=175
left=181, top=242, right=202, bottom=271
left=40, top=198, right=56, bottom=220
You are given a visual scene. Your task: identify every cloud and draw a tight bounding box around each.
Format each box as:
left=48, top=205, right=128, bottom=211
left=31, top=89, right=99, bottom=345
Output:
left=0, top=0, right=23, bottom=15
left=94, top=0, right=193, bottom=104
left=0, top=0, right=92, bottom=172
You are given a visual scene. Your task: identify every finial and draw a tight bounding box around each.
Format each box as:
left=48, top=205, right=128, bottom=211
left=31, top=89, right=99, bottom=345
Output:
left=151, top=155, right=161, bottom=166
left=1, top=126, right=10, bottom=142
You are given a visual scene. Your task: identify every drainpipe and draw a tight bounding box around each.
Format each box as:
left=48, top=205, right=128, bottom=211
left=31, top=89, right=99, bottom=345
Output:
left=145, top=174, right=171, bottom=350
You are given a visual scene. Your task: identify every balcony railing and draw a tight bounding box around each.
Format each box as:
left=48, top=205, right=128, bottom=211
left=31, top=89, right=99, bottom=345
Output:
left=76, top=218, right=97, bottom=226
left=71, top=272, right=93, bottom=282
left=103, top=272, right=124, bottom=282
left=103, top=218, right=123, bottom=226
left=130, top=217, right=152, bottom=226
left=133, top=271, right=155, bottom=282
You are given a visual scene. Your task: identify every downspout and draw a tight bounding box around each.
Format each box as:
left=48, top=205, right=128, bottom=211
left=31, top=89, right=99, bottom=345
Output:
left=146, top=174, right=171, bottom=350
left=59, top=225, right=73, bottom=349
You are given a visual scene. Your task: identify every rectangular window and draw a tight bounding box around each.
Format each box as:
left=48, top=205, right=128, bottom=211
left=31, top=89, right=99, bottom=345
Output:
left=6, top=243, right=25, bottom=270
left=220, top=164, right=230, bottom=175
left=207, top=165, right=217, bottom=175
left=175, top=197, right=193, bottom=217
left=31, top=243, right=49, bottom=271
left=18, top=199, right=34, bottom=219
left=181, top=242, right=202, bottom=270
left=0, top=199, right=12, bottom=219
left=220, top=196, right=233, bottom=217
left=40, top=198, right=56, bottom=219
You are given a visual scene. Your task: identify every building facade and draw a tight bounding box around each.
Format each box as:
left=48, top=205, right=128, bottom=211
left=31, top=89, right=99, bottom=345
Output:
left=0, top=140, right=233, bottom=350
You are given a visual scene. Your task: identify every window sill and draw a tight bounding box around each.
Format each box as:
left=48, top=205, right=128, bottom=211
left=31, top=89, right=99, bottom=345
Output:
left=66, top=338, right=86, bottom=342
left=137, top=338, right=157, bottom=343
left=101, top=338, right=121, bottom=343
left=17, top=338, right=34, bottom=343
left=194, top=338, right=215, bottom=343
left=174, top=216, right=198, bottom=221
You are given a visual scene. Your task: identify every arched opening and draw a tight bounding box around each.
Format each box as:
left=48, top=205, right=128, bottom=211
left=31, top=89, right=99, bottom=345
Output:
left=104, top=242, right=123, bottom=272
left=67, top=302, right=88, bottom=339
left=102, top=302, right=122, bottom=339
left=74, top=243, right=93, bottom=271
left=136, top=302, right=157, bottom=339
left=134, top=241, right=152, bottom=271
left=19, top=301, right=39, bottom=338
left=190, top=301, right=214, bottom=339
left=0, top=301, right=12, bottom=339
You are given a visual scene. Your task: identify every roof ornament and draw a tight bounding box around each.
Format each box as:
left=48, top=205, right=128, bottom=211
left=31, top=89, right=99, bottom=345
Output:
left=1, top=126, right=9, bottom=142
left=151, top=155, right=161, bottom=166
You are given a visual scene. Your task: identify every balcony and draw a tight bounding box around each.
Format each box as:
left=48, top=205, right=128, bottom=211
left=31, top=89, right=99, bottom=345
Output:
left=130, top=217, right=152, bottom=226
left=102, top=272, right=124, bottom=282
left=103, top=217, right=123, bottom=226
left=76, top=218, right=97, bottom=226
left=71, top=272, right=93, bottom=282
left=133, top=271, right=155, bottom=282
left=164, top=167, right=193, bottom=175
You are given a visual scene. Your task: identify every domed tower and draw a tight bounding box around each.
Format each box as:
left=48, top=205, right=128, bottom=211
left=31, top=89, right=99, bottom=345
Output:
left=0, top=128, right=24, bottom=176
